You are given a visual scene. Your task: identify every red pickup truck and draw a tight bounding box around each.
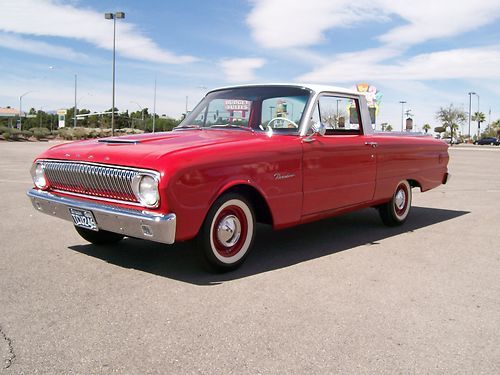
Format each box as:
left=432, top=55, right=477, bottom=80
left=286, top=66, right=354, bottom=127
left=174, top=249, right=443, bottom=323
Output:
left=28, top=84, right=450, bottom=272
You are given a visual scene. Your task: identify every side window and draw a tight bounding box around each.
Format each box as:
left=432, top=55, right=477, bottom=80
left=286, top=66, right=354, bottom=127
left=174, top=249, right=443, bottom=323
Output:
left=318, top=95, right=362, bottom=134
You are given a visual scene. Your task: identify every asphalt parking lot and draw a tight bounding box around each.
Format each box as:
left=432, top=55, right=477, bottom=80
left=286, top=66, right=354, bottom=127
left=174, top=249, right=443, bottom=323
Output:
left=1, top=141, right=499, bottom=374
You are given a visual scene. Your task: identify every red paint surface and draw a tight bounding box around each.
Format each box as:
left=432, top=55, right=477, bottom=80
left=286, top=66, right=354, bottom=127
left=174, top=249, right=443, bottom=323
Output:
left=34, top=129, right=449, bottom=241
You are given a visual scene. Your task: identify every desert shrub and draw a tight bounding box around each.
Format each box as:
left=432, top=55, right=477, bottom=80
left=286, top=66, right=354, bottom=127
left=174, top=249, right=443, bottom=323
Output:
left=22, top=130, right=33, bottom=138
left=58, top=128, right=74, bottom=140
left=72, top=127, right=88, bottom=140
left=1, top=128, right=26, bottom=140
left=29, top=127, right=50, bottom=140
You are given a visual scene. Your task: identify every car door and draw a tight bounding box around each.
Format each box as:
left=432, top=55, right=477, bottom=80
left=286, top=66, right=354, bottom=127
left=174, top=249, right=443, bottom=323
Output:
left=302, top=94, right=377, bottom=216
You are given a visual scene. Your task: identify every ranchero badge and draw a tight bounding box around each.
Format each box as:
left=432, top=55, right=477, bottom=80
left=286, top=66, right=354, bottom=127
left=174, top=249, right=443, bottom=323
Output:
left=274, top=172, right=295, bottom=180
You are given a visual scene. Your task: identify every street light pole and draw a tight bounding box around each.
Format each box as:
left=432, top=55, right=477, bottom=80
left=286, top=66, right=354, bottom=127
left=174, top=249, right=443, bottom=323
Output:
left=476, top=94, right=480, bottom=138
left=468, top=91, right=475, bottom=138
left=105, top=11, right=125, bottom=136
left=130, top=101, right=144, bottom=129
left=74, top=74, right=77, bottom=128
left=19, top=91, right=34, bottom=130
left=152, top=78, right=157, bottom=133
left=399, top=101, right=406, bottom=132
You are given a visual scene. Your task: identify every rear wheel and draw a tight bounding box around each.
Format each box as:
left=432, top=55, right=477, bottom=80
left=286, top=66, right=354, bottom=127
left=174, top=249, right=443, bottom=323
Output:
left=379, top=180, right=412, bottom=226
left=74, top=226, right=124, bottom=245
left=197, top=193, right=256, bottom=272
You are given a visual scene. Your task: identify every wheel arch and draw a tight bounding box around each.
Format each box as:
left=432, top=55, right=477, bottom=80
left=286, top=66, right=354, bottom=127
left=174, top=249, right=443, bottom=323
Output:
left=407, top=178, right=422, bottom=191
left=214, top=183, right=274, bottom=226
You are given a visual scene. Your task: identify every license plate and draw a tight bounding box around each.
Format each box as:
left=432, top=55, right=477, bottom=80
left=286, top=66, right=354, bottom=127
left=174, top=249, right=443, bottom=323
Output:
left=69, top=208, right=98, bottom=231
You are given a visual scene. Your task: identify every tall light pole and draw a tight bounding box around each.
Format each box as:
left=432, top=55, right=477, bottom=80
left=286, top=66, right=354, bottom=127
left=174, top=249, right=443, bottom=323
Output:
left=399, top=101, right=406, bottom=132
left=152, top=78, right=157, bottom=133
left=105, top=11, right=125, bottom=136
left=476, top=94, right=480, bottom=138
left=73, top=74, right=77, bottom=128
left=130, top=101, right=144, bottom=129
left=468, top=91, right=476, bottom=138
left=19, top=91, right=35, bottom=130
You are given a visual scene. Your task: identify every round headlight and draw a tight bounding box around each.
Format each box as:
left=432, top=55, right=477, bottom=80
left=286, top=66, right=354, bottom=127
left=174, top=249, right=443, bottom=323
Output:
left=31, top=163, right=47, bottom=189
left=137, top=175, right=159, bottom=207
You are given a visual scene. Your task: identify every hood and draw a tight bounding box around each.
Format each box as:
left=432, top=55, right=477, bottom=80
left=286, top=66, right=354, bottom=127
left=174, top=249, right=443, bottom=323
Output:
left=37, top=130, right=258, bottom=169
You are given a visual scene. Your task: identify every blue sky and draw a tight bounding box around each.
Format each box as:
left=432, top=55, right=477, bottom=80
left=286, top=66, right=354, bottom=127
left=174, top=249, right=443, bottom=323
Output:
left=1, top=0, right=500, bottom=134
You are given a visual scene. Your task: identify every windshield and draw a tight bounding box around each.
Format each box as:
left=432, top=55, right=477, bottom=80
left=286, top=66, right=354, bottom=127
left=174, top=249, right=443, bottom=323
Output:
left=177, top=86, right=311, bottom=133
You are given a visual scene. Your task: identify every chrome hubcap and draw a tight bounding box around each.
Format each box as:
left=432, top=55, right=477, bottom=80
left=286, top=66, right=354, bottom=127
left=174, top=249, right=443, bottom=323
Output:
left=395, top=189, right=406, bottom=210
left=217, top=215, right=241, bottom=247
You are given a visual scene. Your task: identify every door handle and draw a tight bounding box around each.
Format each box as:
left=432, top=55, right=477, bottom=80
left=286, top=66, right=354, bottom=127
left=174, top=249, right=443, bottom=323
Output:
left=365, top=141, right=378, bottom=148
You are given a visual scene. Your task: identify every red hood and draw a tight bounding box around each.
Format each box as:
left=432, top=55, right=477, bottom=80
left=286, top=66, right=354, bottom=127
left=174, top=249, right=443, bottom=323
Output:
left=37, top=130, right=259, bottom=170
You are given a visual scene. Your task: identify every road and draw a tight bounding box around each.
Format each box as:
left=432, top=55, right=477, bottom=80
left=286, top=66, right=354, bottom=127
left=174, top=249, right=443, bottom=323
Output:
left=1, top=141, right=499, bottom=374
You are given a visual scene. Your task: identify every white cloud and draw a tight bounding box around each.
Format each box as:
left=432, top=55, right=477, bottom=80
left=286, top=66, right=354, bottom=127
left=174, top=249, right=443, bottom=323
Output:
left=298, top=46, right=500, bottom=82
left=247, top=0, right=500, bottom=50
left=247, top=0, right=387, bottom=49
left=377, top=0, right=500, bottom=47
left=0, top=0, right=197, bottom=64
left=0, top=33, right=89, bottom=62
left=218, top=58, right=266, bottom=82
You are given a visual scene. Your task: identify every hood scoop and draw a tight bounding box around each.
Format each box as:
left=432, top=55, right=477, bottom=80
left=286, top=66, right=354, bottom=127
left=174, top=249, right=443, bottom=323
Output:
left=98, top=139, right=140, bottom=145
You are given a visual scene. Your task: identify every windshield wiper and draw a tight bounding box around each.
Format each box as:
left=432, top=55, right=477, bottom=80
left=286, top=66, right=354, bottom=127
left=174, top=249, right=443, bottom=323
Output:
left=209, top=124, right=254, bottom=132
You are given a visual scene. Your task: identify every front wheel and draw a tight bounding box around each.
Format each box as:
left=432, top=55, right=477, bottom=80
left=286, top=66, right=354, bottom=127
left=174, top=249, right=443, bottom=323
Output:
left=379, top=180, right=412, bottom=226
left=74, top=226, right=124, bottom=245
left=197, top=193, right=256, bottom=272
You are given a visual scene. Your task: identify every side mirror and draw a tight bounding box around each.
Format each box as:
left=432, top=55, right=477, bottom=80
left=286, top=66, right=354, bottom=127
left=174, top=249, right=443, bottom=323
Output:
left=309, top=120, right=326, bottom=136
left=317, top=123, right=326, bottom=136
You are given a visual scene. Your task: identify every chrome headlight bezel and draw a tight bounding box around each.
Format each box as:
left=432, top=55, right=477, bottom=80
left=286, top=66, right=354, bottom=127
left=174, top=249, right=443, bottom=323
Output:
left=30, top=162, right=48, bottom=190
left=131, top=173, right=160, bottom=208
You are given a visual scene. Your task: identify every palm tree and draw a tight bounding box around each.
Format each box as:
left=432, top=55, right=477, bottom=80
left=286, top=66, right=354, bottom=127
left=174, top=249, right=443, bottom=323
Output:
left=436, top=105, right=466, bottom=145
left=471, top=111, right=486, bottom=137
left=422, top=123, right=431, bottom=134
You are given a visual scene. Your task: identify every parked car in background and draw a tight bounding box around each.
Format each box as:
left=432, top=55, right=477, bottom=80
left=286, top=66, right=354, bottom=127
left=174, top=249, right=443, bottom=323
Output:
left=474, top=137, right=500, bottom=145
left=27, top=84, right=450, bottom=272
left=442, top=137, right=461, bottom=145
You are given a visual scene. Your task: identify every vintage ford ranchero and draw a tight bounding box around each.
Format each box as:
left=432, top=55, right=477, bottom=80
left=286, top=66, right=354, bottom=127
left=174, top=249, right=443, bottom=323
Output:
left=28, top=84, right=450, bottom=271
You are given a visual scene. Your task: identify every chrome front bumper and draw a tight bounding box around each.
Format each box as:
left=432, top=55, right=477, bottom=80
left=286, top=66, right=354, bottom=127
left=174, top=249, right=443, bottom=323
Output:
left=27, top=189, right=176, bottom=244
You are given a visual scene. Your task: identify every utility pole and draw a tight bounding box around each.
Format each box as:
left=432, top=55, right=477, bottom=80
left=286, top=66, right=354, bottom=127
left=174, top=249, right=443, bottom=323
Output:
left=74, top=74, right=77, bottom=128
left=399, top=101, right=406, bottom=132
left=152, top=78, right=157, bottom=133
left=468, top=92, right=476, bottom=139
left=105, top=11, right=125, bottom=136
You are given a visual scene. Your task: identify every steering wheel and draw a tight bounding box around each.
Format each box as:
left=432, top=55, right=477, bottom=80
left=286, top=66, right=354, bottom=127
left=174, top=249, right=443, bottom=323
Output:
left=267, top=117, right=299, bottom=129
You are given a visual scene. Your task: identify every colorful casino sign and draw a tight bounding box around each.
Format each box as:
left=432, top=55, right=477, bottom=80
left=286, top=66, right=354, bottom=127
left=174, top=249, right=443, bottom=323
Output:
left=350, top=83, right=381, bottom=124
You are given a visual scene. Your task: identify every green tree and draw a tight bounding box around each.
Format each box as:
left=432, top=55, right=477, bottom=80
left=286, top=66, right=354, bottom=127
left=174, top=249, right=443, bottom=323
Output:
left=385, top=124, right=393, bottom=132
left=436, top=104, right=466, bottom=145
left=482, top=119, right=500, bottom=138
left=471, top=111, right=486, bottom=137
left=422, top=123, right=431, bottom=134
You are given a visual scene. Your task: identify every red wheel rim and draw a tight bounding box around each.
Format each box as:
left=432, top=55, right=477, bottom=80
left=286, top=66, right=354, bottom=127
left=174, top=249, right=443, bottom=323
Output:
left=212, top=205, right=248, bottom=258
left=394, top=183, right=409, bottom=217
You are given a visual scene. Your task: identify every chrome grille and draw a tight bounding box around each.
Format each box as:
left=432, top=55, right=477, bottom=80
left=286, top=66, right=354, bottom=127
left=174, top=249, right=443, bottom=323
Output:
left=42, top=161, right=139, bottom=203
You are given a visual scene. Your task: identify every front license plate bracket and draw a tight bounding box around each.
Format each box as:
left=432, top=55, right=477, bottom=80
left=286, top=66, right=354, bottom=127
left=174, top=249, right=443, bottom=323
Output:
left=69, top=208, right=98, bottom=231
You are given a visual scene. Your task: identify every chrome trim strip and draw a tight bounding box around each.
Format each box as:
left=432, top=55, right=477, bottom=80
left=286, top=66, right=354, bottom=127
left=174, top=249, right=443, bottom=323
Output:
left=36, top=159, right=160, bottom=177
left=27, top=189, right=176, bottom=245
left=98, top=139, right=140, bottom=144
left=51, top=189, right=145, bottom=207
